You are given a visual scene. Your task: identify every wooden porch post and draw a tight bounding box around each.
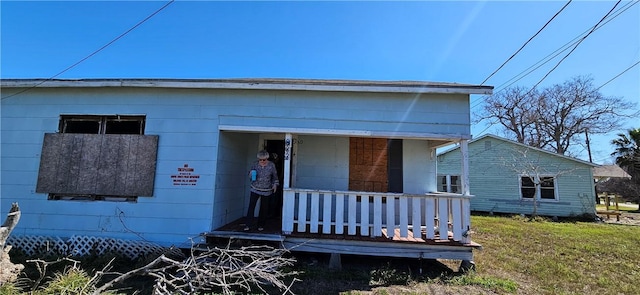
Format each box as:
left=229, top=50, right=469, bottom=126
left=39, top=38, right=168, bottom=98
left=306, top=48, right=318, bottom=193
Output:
left=459, top=139, right=473, bottom=245
left=284, top=133, right=292, bottom=188
left=282, top=133, right=294, bottom=234
left=460, top=139, right=470, bottom=196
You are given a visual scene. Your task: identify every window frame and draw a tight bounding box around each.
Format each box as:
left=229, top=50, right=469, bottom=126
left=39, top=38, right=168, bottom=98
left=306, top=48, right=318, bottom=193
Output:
left=519, top=175, right=558, bottom=201
left=437, top=174, right=461, bottom=193
left=59, top=114, right=146, bottom=134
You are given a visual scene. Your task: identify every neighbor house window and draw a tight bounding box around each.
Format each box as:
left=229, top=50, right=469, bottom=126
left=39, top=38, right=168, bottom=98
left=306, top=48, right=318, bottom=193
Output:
left=36, top=115, right=158, bottom=202
left=437, top=175, right=461, bottom=193
left=520, top=176, right=557, bottom=200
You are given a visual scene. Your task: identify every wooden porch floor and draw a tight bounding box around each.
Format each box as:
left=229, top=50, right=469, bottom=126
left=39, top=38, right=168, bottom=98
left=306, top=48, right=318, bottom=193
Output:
left=210, top=217, right=481, bottom=248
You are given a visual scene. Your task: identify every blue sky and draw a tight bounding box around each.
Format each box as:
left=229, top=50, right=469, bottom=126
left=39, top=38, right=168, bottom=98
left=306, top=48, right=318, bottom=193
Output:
left=1, top=1, right=638, bottom=163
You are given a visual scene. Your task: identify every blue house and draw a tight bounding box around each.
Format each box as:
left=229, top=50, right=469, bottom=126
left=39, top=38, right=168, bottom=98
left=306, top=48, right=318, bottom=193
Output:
left=437, top=134, right=598, bottom=218
left=1, top=78, right=492, bottom=265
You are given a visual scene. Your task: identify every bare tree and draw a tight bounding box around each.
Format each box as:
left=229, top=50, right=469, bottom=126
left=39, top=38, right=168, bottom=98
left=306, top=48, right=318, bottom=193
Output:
left=479, top=75, right=638, bottom=155
left=479, top=86, right=547, bottom=148
left=499, top=147, right=583, bottom=217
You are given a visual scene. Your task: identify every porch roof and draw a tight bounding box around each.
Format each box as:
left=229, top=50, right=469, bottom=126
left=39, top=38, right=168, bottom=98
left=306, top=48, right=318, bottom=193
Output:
left=219, top=125, right=472, bottom=141
left=1, top=78, right=493, bottom=95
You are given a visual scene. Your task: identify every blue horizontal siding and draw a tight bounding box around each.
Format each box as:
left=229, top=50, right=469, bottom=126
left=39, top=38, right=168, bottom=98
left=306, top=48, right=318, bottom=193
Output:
left=2, top=130, right=47, bottom=144
left=438, top=137, right=595, bottom=217
left=2, top=85, right=473, bottom=245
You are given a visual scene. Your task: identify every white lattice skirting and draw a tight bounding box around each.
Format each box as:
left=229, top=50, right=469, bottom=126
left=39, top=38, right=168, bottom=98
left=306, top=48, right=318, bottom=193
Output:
left=6, top=235, right=184, bottom=260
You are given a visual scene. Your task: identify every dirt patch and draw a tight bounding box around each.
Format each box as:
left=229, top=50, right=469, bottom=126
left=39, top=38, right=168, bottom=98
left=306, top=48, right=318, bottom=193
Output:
left=599, top=210, right=640, bottom=226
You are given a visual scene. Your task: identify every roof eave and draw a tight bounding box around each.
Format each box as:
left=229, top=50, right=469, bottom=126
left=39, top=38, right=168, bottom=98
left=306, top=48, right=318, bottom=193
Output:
left=0, top=78, right=494, bottom=95
left=438, top=134, right=599, bottom=167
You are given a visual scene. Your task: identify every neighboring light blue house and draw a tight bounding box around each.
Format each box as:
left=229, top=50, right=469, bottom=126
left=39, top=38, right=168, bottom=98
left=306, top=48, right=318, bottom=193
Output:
left=437, top=134, right=598, bottom=218
left=1, top=78, right=492, bottom=265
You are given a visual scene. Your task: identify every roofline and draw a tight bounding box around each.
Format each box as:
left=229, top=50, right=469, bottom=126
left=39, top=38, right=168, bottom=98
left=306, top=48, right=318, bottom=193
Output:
left=219, top=124, right=472, bottom=141
left=438, top=133, right=599, bottom=167
left=0, top=78, right=494, bottom=95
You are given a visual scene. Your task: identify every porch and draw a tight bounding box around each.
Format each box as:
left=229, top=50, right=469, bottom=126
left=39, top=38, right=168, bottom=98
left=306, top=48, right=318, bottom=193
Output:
left=209, top=131, right=480, bottom=264
left=207, top=188, right=480, bottom=262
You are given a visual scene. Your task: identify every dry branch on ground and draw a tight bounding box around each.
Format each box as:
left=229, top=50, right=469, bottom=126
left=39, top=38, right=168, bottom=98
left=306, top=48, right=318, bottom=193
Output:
left=94, top=242, right=299, bottom=295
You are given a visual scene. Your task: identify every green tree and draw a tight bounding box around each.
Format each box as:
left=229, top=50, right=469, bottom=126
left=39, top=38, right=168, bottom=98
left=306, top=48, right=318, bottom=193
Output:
left=611, top=128, right=640, bottom=179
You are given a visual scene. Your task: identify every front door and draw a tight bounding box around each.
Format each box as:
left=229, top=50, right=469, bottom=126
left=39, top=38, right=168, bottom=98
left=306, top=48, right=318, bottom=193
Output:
left=263, top=139, right=285, bottom=219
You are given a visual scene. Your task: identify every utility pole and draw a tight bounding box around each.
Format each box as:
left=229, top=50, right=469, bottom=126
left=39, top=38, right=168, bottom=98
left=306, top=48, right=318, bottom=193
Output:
left=585, top=129, right=593, bottom=163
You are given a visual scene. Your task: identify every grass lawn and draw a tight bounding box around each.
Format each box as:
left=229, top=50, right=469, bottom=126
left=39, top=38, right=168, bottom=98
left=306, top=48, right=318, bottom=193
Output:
left=462, top=215, right=640, bottom=295
left=4, top=214, right=640, bottom=294
left=292, top=214, right=640, bottom=295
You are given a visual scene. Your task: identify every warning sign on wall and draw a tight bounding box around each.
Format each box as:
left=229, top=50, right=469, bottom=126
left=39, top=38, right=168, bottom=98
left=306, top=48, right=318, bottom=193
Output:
left=171, top=164, right=200, bottom=186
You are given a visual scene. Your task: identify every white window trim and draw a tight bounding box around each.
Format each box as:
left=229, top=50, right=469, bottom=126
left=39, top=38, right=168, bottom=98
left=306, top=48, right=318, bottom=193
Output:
left=519, top=174, right=559, bottom=202
left=438, top=174, right=461, bottom=193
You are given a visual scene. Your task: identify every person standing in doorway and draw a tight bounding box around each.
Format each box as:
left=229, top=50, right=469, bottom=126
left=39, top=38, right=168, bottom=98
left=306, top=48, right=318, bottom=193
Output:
left=245, top=150, right=279, bottom=231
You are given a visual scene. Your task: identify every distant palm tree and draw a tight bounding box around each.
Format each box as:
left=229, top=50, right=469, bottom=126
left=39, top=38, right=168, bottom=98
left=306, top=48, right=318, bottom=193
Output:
left=611, top=128, right=640, bottom=179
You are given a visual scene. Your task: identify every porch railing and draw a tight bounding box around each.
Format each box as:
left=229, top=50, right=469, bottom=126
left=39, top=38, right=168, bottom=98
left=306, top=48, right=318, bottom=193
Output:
left=281, top=188, right=473, bottom=244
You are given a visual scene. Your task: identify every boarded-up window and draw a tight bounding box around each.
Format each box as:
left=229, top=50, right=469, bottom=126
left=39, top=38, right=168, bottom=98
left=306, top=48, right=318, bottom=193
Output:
left=36, top=133, right=158, bottom=197
left=37, top=115, right=157, bottom=201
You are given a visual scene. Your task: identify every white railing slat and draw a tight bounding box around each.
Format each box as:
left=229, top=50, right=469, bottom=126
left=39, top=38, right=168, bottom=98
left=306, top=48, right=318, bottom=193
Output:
left=438, top=198, right=449, bottom=241
left=386, top=196, right=395, bottom=239
left=451, top=198, right=462, bottom=241
left=297, top=192, right=308, bottom=233
left=412, top=197, right=422, bottom=239
left=348, top=194, right=357, bottom=235
left=360, top=194, right=370, bottom=236
left=425, top=198, right=436, bottom=239
left=373, top=195, right=382, bottom=237
left=335, top=194, right=345, bottom=234
left=322, top=193, right=333, bottom=234
left=310, top=192, right=320, bottom=233
left=399, top=197, right=408, bottom=238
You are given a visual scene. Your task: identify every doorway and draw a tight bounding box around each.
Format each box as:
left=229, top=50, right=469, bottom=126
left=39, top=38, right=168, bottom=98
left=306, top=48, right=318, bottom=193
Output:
left=263, top=139, right=285, bottom=219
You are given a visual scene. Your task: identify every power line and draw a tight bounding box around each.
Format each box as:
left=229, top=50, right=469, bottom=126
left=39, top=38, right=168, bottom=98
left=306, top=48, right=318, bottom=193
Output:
left=528, top=0, right=622, bottom=91
left=597, top=60, right=640, bottom=90
left=480, top=0, right=572, bottom=85
left=473, top=0, right=637, bottom=146
left=471, top=0, right=638, bottom=111
left=1, top=0, right=175, bottom=100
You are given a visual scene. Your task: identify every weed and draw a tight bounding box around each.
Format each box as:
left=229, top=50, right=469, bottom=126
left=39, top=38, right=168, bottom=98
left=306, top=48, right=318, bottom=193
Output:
left=369, top=262, right=411, bottom=286
left=37, top=266, right=94, bottom=294
left=446, top=272, right=518, bottom=293
left=0, top=283, right=21, bottom=295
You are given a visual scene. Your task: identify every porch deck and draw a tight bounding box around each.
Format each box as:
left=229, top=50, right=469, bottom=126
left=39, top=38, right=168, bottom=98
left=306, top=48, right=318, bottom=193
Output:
left=207, top=188, right=481, bottom=261
left=209, top=217, right=480, bottom=248
left=207, top=220, right=480, bottom=261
